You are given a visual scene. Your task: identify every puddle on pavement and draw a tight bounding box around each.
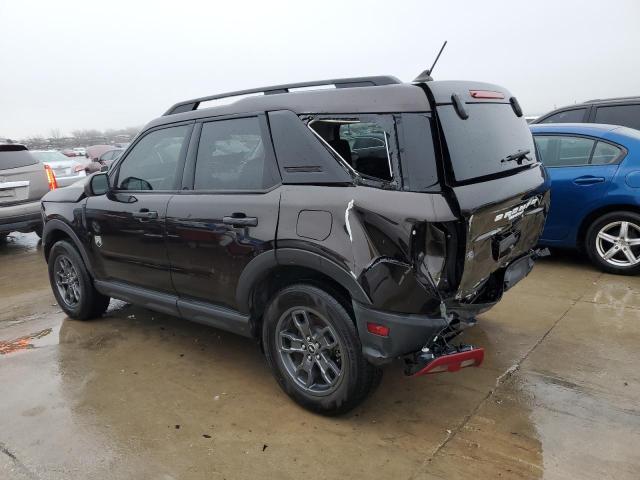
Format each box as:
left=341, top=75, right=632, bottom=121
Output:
left=0, top=231, right=41, bottom=255
left=0, top=327, right=57, bottom=355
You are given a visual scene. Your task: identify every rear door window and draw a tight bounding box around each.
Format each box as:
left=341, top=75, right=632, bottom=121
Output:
left=194, top=116, right=279, bottom=191
left=533, top=135, right=595, bottom=167
left=594, top=105, right=640, bottom=130
left=0, top=146, right=38, bottom=170
left=437, top=103, right=536, bottom=182
left=539, top=108, right=588, bottom=124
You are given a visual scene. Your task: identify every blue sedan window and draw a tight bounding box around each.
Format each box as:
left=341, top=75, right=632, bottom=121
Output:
left=534, top=136, right=594, bottom=167
left=592, top=141, right=623, bottom=165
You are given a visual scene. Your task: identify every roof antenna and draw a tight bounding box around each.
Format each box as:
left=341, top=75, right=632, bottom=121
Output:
left=414, top=41, right=447, bottom=82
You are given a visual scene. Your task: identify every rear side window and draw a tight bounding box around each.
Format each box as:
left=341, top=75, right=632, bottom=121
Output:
left=594, top=105, right=640, bottom=130
left=539, top=108, right=587, bottom=124
left=437, top=103, right=536, bottom=182
left=0, top=146, right=37, bottom=170
left=591, top=141, right=624, bottom=164
left=194, top=117, right=278, bottom=190
left=534, top=136, right=594, bottom=167
left=309, top=115, right=394, bottom=182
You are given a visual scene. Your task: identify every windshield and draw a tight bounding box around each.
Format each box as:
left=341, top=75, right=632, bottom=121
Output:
left=438, top=103, right=537, bottom=183
left=32, top=151, right=71, bottom=164
left=0, top=150, right=38, bottom=170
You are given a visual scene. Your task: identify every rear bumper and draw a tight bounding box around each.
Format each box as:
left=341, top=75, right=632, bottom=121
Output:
left=353, top=302, right=448, bottom=365
left=0, top=209, right=42, bottom=234
left=353, top=251, right=539, bottom=365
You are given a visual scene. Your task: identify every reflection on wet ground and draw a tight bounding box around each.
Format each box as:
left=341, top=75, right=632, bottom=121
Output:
left=1, top=234, right=639, bottom=479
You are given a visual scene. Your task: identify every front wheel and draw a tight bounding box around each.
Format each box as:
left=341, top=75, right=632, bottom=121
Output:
left=585, top=211, right=640, bottom=275
left=48, top=240, right=111, bottom=319
left=262, top=284, right=382, bottom=415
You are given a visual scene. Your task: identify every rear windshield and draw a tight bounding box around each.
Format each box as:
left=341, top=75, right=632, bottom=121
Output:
left=0, top=149, right=38, bottom=170
left=31, top=151, right=70, bottom=164
left=437, top=103, right=536, bottom=182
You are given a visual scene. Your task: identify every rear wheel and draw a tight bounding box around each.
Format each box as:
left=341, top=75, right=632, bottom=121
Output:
left=33, top=223, right=43, bottom=238
left=48, top=240, right=111, bottom=319
left=262, top=284, right=382, bottom=415
left=586, top=211, right=640, bottom=275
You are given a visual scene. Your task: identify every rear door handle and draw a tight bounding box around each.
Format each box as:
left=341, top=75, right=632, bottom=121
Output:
left=133, top=209, right=158, bottom=219
left=573, top=176, right=605, bottom=185
left=223, top=215, right=258, bottom=227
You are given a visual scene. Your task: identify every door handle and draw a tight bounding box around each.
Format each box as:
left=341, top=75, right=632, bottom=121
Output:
left=573, top=176, right=605, bottom=185
left=133, top=209, right=158, bottom=219
left=223, top=215, right=258, bottom=227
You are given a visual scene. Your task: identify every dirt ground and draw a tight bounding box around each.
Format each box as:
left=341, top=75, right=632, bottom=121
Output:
left=1, top=232, right=639, bottom=480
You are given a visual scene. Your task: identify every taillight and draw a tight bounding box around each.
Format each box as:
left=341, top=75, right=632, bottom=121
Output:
left=44, top=164, right=58, bottom=190
left=469, top=90, right=505, bottom=99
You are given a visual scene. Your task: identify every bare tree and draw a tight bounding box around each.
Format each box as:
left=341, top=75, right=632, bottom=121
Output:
left=50, top=128, right=62, bottom=139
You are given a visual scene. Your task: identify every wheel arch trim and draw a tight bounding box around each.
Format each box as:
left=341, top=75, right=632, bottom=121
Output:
left=235, top=248, right=371, bottom=314
left=43, top=219, right=95, bottom=277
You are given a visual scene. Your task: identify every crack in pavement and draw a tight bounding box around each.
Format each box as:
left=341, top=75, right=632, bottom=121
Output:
left=409, top=298, right=579, bottom=480
left=0, top=442, right=39, bottom=480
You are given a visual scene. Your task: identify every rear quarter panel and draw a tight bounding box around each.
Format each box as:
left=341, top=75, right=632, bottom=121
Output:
left=277, top=185, right=456, bottom=314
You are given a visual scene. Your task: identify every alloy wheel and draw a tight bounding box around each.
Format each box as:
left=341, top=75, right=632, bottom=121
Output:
left=276, top=307, right=344, bottom=395
left=595, top=220, right=640, bottom=267
left=54, top=254, right=82, bottom=307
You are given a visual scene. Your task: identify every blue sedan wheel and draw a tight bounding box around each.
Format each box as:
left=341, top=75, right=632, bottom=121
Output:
left=586, top=212, right=640, bottom=275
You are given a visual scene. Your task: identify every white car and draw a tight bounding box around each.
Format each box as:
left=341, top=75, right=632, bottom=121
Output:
left=72, top=147, right=86, bottom=157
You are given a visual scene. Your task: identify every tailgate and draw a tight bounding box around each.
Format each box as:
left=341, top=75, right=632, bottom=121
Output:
left=452, top=169, right=549, bottom=298
left=424, top=81, right=549, bottom=298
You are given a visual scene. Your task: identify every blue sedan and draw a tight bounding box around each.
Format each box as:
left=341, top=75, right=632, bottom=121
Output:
left=530, top=123, right=640, bottom=275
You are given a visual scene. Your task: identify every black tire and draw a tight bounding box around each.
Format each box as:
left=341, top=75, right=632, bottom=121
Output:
left=585, top=211, right=640, bottom=275
left=33, top=223, right=43, bottom=238
left=262, top=283, right=382, bottom=415
left=48, top=240, right=110, bottom=319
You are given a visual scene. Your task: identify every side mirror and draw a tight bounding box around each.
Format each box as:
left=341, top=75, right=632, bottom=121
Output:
left=85, top=172, right=110, bottom=197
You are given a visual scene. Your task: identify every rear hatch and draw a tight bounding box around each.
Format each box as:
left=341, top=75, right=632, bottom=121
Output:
left=0, top=145, right=50, bottom=206
left=424, top=81, right=549, bottom=299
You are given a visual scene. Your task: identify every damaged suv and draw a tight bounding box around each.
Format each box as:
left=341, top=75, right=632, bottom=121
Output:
left=41, top=75, right=549, bottom=414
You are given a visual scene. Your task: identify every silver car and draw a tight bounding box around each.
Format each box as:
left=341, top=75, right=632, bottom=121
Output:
left=31, top=150, right=87, bottom=187
left=0, top=144, right=51, bottom=238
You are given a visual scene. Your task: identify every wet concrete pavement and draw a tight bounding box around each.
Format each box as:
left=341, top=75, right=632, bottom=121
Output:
left=1, top=233, right=639, bottom=479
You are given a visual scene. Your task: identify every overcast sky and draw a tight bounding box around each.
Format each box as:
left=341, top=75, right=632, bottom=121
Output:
left=1, top=0, right=638, bottom=139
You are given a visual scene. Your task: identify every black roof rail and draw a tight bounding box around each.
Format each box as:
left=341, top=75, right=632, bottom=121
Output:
left=163, top=76, right=403, bottom=116
left=583, top=95, right=640, bottom=104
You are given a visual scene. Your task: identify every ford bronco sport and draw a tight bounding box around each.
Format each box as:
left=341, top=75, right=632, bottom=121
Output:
left=41, top=75, right=549, bottom=414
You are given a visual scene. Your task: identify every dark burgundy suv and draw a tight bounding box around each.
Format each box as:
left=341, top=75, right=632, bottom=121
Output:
left=41, top=75, right=549, bottom=414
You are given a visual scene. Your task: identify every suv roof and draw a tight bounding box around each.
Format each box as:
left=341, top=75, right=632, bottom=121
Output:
left=148, top=76, right=431, bottom=130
